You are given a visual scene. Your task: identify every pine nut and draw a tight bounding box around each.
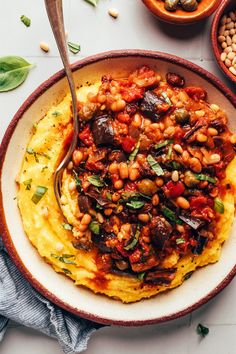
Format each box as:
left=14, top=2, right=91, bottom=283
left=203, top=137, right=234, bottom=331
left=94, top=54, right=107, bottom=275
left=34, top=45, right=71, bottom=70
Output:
left=227, top=52, right=235, bottom=60
left=69, top=180, right=76, bottom=192
left=218, top=35, right=226, bottom=43
left=196, top=133, right=208, bottom=143
left=229, top=66, right=236, bottom=75
left=40, top=42, right=49, bottom=52
left=208, top=154, right=221, bottom=164
left=173, top=144, right=183, bottom=154
left=97, top=213, right=104, bottom=223
left=221, top=52, right=227, bottom=61
left=108, top=8, right=119, bottom=18
left=171, top=170, right=179, bottom=182
left=225, top=58, right=232, bottom=67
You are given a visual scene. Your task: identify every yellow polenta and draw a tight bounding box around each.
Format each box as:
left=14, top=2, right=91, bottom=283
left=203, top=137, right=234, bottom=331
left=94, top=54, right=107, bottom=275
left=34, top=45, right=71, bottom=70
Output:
left=18, top=84, right=236, bottom=303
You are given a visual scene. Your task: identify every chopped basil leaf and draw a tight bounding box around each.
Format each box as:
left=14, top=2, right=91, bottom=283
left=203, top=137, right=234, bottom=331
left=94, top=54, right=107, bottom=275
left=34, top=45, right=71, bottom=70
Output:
left=195, top=174, right=216, bottom=184
left=62, top=268, right=72, bottom=275
left=51, top=110, right=61, bottom=116
left=26, top=148, right=50, bottom=162
left=106, top=192, right=112, bottom=201
left=72, top=170, right=82, bottom=191
left=51, top=253, right=76, bottom=265
left=126, top=200, right=145, bottom=209
left=20, top=15, right=31, bottom=27
left=84, top=0, right=99, bottom=6
left=137, top=272, right=146, bottom=281
left=176, top=238, right=185, bottom=245
left=87, top=175, right=104, bottom=187
left=62, top=223, right=73, bottom=231
left=89, top=220, right=100, bottom=235
left=129, top=140, right=140, bottom=161
left=31, top=186, right=48, bottom=204
left=196, top=323, right=209, bottom=338
left=121, top=191, right=151, bottom=201
left=154, top=140, right=173, bottom=150
left=124, top=229, right=140, bottom=251
left=23, top=178, right=32, bottom=190
left=68, top=41, right=81, bottom=54
left=162, top=207, right=183, bottom=225
left=214, top=198, right=224, bottom=214
left=161, top=92, right=172, bottom=106
left=147, top=154, right=164, bottom=176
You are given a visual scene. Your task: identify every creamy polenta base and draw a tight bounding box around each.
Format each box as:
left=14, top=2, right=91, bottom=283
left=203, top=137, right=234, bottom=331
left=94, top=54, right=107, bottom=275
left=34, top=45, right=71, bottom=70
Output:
left=18, top=79, right=236, bottom=303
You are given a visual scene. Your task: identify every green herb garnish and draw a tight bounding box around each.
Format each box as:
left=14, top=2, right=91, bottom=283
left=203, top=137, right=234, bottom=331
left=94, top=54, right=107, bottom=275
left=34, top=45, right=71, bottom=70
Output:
left=124, top=229, right=140, bottom=251
left=195, top=174, right=216, bottom=184
left=129, top=140, right=140, bottom=161
left=41, top=166, right=48, bottom=172
left=23, top=178, right=32, bottom=190
left=62, top=268, right=72, bottom=275
left=176, top=238, right=185, bottom=245
left=161, top=92, right=172, bottom=106
left=106, top=192, right=112, bottom=201
left=62, top=223, right=73, bottom=231
left=167, top=145, right=173, bottom=159
left=196, top=323, right=209, bottom=338
left=147, top=154, right=164, bottom=176
left=137, top=272, right=146, bottom=281
left=121, top=191, right=151, bottom=201
left=87, top=175, right=104, bottom=187
left=214, top=198, right=224, bottom=214
left=0, top=56, right=34, bottom=92
left=26, top=148, right=50, bottom=162
left=31, top=186, right=48, bottom=204
left=51, top=111, right=61, bottom=117
left=20, top=15, right=31, bottom=27
left=162, top=207, right=183, bottom=225
left=68, top=41, right=81, bottom=54
left=126, top=200, right=145, bottom=209
left=51, top=254, right=76, bottom=265
left=72, top=170, right=82, bottom=191
left=84, top=0, right=99, bottom=6
left=89, top=220, right=100, bottom=235
left=154, top=140, right=173, bottom=150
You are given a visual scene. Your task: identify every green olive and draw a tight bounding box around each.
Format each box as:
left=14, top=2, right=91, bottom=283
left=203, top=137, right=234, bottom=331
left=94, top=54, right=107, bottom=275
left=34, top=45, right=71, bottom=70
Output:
left=164, top=0, right=179, bottom=11
left=174, top=108, right=190, bottom=125
left=137, top=179, right=158, bottom=196
left=180, top=0, right=198, bottom=12
left=184, top=171, right=199, bottom=187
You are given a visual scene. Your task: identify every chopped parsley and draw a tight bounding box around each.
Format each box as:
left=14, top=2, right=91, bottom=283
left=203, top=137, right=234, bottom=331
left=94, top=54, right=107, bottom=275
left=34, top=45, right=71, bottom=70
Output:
left=147, top=154, right=164, bottom=176
left=68, top=41, right=81, bottom=54
left=51, top=253, right=76, bottom=265
left=196, top=323, right=209, bottom=338
left=31, top=186, right=48, bottom=204
left=23, top=178, right=32, bottom=190
left=62, top=223, right=73, bottom=231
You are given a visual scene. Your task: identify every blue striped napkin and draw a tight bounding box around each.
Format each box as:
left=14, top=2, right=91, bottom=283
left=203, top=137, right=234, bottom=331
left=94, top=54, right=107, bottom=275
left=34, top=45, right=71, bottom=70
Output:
left=0, top=239, right=103, bottom=353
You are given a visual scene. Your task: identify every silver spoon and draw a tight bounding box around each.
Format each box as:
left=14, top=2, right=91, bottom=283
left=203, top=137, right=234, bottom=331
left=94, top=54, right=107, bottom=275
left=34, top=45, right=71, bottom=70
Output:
left=44, top=0, right=79, bottom=209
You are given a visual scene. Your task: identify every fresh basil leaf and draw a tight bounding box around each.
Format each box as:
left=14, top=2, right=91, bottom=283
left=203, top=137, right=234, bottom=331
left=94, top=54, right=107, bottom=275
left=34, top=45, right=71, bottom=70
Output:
left=89, top=220, right=100, bottom=235
left=31, top=186, right=48, bottom=204
left=68, top=41, right=81, bottom=54
left=214, top=198, right=224, bottom=214
left=195, top=174, right=216, bottom=184
left=124, top=229, right=140, bottom=251
left=155, top=140, right=173, bottom=150
left=126, top=200, right=145, bottom=209
left=87, top=175, right=104, bottom=187
left=162, top=207, right=183, bottom=225
left=20, top=15, right=31, bottom=27
left=23, top=178, right=32, bottom=190
left=196, top=323, right=209, bottom=338
left=62, top=223, right=73, bottom=231
left=147, top=154, right=164, bottom=176
left=62, top=268, right=72, bottom=275
left=84, top=0, right=99, bottom=6
left=129, top=140, right=140, bottom=161
left=0, top=56, right=34, bottom=92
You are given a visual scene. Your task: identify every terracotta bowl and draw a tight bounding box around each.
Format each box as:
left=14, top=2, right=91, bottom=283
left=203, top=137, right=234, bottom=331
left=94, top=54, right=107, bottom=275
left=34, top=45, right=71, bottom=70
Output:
left=142, top=0, right=222, bottom=25
left=211, top=0, right=236, bottom=84
left=0, top=50, right=236, bottom=326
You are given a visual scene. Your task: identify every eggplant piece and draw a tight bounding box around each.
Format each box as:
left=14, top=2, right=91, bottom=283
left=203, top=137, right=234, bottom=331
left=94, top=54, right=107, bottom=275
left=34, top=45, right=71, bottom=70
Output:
left=145, top=267, right=176, bottom=285
left=166, top=72, right=185, bottom=87
left=78, top=195, right=92, bottom=213
left=139, top=90, right=171, bottom=122
left=210, top=119, right=226, bottom=133
left=150, top=216, right=173, bottom=250
left=85, top=187, right=110, bottom=207
left=91, top=231, right=113, bottom=253
left=179, top=212, right=206, bottom=230
left=192, top=234, right=208, bottom=255
left=91, top=114, right=114, bottom=146
left=183, top=122, right=205, bottom=140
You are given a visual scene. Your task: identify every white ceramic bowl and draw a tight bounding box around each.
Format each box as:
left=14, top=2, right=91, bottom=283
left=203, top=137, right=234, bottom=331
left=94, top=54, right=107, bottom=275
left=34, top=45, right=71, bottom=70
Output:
left=0, top=50, right=236, bottom=326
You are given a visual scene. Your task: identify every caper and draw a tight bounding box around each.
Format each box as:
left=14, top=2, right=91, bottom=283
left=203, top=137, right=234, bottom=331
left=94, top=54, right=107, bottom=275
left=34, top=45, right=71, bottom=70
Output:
left=174, top=109, right=190, bottom=125
left=164, top=0, right=179, bottom=11
left=137, top=179, right=158, bottom=196
left=180, top=0, right=198, bottom=12
left=184, top=171, right=199, bottom=187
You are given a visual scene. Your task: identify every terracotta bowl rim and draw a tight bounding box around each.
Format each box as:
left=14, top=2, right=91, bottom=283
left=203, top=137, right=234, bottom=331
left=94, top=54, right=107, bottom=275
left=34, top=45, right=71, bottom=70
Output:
left=211, top=0, right=236, bottom=83
left=0, top=49, right=236, bottom=326
left=142, top=0, right=222, bottom=25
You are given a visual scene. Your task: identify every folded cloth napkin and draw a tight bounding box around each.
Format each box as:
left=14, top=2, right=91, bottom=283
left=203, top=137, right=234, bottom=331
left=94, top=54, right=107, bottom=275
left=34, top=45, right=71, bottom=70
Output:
left=0, top=239, right=103, bottom=354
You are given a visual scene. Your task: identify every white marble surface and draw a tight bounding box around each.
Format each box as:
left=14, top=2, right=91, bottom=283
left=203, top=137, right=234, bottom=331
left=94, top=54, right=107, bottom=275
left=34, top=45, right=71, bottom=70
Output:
left=0, top=0, right=236, bottom=353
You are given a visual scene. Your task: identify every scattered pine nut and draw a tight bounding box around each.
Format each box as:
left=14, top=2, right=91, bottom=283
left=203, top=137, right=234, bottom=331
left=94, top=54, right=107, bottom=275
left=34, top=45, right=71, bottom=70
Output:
left=108, top=8, right=119, bottom=18
left=40, top=41, right=49, bottom=52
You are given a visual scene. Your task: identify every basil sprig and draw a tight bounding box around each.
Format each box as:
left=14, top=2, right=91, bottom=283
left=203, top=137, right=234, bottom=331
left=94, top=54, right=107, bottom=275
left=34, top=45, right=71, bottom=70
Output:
left=129, top=140, right=140, bottom=161
left=87, top=175, right=104, bottom=187
left=0, top=56, right=34, bottom=92
left=68, top=42, right=81, bottom=54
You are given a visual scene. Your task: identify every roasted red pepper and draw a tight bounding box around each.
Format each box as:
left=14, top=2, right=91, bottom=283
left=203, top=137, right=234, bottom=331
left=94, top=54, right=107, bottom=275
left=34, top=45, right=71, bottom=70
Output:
left=79, top=125, right=94, bottom=146
left=124, top=181, right=138, bottom=191
left=122, top=136, right=136, bottom=153
left=165, top=181, right=185, bottom=198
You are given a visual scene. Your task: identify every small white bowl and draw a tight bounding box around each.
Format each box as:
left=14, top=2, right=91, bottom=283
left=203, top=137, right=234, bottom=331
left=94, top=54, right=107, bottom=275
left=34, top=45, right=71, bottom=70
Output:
left=0, top=50, right=236, bottom=326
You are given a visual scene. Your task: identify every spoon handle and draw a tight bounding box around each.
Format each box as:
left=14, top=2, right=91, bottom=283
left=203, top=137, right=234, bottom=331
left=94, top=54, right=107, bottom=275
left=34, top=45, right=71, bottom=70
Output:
left=44, top=0, right=78, bottom=205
